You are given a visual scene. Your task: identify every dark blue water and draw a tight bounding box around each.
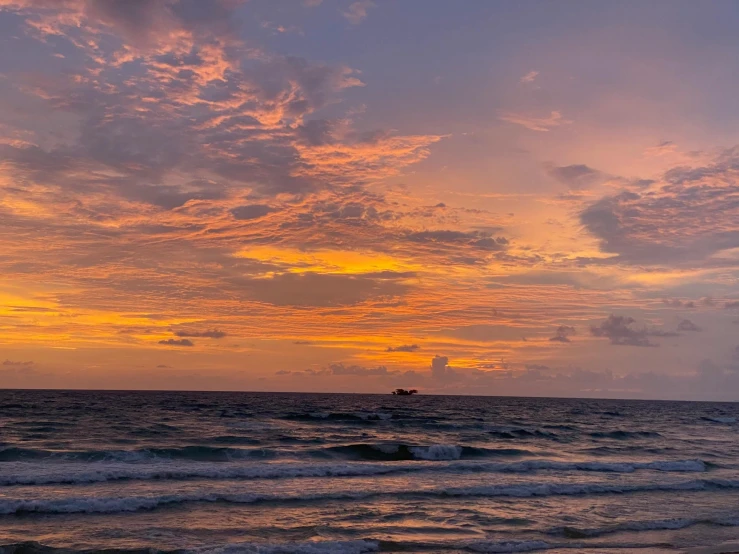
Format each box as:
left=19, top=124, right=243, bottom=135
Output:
left=2, top=390, right=739, bottom=553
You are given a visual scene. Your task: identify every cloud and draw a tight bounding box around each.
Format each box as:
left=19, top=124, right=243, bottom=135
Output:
left=590, top=315, right=657, bottom=347
left=234, top=272, right=410, bottom=307
left=520, top=70, right=539, bottom=84
left=174, top=329, right=227, bottom=339
left=663, top=146, right=739, bottom=185
left=726, top=301, right=739, bottom=309
left=545, top=164, right=605, bottom=190
left=406, top=230, right=508, bottom=251
left=6, top=0, right=244, bottom=54
left=0, top=3, right=442, bottom=210
left=231, top=205, right=279, bottom=221
left=3, top=1, right=736, bottom=399
left=343, top=0, right=375, bottom=24
left=450, top=361, right=739, bottom=401
left=0, top=0, right=457, bottom=349
left=549, top=325, right=575, bottom=343
left=387, top=344, right=419, bottom=352
left=274, top=362, right=399, bottom=379
left=677, top=319, right=702, bottom=332
left=158, top=338, right=194, bottom=346
left=645, top=140, right=678, bottom=157
left=1, top=57, right=380, bottom=202
left=431, top=355, right=450, bottom=378
left=499, top=110, right=572, bottom=132
left=2, top=359, right=34, bottom=366
left=662, top=299, right=695, bottom=308
left=328, top=363, right=391, bottom=376
left=580, top=148, right=739, bottom=265
left=429, top=355, right=462, bottom=382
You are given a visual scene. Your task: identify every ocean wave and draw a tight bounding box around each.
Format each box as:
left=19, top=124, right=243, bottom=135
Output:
left=444, top=477, right=739, bottom=499
left=282, top=412, right=393, bottom=422
left=588, top=430, right=662, bottom=439
left=702, top=416, right=737, bottom=424
left=0, top=461, right=420, bottom=486
left=195, top=539, right=379, bottom=554
left=320, top=443, right=530, bottom=461
left=580, top=445, right=678, bottom=456
left=486, top=427, right=559, bottom=440
left=468, top=540, right=551, bottom=553
left=491, top=459, right=706, bottom=474
left=0, top=542, right=173, bottom=554
left=0, top=445, right=279, bottom=463
left=467, top=539, right=675, bottom=552
left=0, top=540, right=379, bottom=554
left=600, top=411, right=626, bottom=417
left=551, top=513, right=739, bottom=538
left=2, top=477, right=736, bottom=515
left=0, top=458, right=706, bottom=486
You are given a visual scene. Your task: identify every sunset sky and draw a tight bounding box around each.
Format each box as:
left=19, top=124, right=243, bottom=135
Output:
left=2, top=1, right=739, bottom=399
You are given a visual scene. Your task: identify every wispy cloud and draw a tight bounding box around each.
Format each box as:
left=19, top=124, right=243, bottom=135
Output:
left=174, top=330, right=227, bottom=339
left=520, top=70, right=539, bottom=83
left=644, top=140, right=678, bottom=157
left=343, top=0, right=375, bottom=24
left=499, top=110, right=572, bottom=132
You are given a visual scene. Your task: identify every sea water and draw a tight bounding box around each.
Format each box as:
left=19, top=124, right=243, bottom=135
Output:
left=1, top=390, right=739, bottom=552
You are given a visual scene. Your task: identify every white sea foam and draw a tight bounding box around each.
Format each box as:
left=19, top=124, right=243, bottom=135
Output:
left=409, top=444, right=463, bottom=460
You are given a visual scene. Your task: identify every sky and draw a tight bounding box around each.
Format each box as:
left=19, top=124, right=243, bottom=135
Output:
left=1, top=0, right=739, bottom=400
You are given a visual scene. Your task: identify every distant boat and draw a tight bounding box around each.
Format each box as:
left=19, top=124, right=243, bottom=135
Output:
left=392, top=388, right=417, bottom=396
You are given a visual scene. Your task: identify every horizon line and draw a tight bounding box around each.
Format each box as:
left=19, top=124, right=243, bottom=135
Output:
left=0, top=387, right=735, bottom=404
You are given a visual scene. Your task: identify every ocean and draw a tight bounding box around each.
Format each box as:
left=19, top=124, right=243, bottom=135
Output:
left=1, top=390, right=739, bottom=553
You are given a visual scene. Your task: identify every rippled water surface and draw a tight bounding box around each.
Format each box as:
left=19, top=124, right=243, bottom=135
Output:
left=2, top=390, right=739, bottom=553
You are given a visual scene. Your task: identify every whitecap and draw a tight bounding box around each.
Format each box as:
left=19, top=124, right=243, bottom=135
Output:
left=409, top=444, right=463, bottom=460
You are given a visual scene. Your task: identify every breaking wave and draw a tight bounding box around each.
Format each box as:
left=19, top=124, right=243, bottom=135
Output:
left=320, top=443, right=530, bottom=461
